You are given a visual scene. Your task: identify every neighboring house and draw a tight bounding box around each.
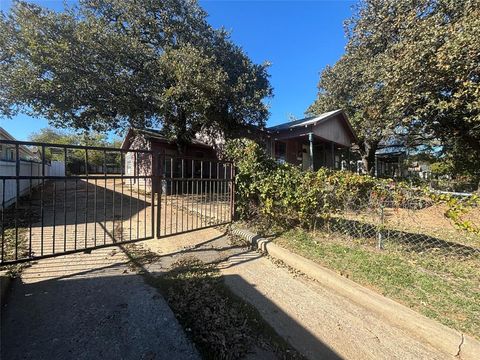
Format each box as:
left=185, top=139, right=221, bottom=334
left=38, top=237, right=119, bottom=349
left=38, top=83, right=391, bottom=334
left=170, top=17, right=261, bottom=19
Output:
left=375, top=137, right=434, bottom=179
left=0, top=127, right=65, bottom=208
left=374, top=137, right=407, bottom=178
left=122, top=128, right=217, bottom=191
left=264, top=109, right=357, bottom=171
left=0, top=127, right=39, bottom=162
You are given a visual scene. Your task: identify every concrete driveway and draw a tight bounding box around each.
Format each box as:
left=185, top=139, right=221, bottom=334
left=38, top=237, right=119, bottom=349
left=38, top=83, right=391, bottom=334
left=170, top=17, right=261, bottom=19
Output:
left=1, top=246, right=199, bottom=360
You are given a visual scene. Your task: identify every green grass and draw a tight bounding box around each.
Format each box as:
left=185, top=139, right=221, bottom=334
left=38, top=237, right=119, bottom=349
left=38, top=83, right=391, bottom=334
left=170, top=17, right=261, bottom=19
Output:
left=275, top=229, right=480, bottom=339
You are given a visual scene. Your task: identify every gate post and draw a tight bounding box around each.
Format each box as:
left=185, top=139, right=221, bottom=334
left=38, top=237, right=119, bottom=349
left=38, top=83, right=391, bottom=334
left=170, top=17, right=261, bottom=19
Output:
left=230, top=163, right=236, bottom=222
left=152, top=151, right=162, bottom=239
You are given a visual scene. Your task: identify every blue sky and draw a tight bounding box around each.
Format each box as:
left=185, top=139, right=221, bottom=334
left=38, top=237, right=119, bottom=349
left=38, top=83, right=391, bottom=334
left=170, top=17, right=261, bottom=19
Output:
left=0, top=0, right=354, bottom=140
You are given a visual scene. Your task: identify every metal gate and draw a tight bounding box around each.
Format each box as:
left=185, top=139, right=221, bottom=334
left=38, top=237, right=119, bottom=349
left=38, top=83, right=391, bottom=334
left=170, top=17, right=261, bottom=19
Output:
left=0, top=140, right=234, bottom=265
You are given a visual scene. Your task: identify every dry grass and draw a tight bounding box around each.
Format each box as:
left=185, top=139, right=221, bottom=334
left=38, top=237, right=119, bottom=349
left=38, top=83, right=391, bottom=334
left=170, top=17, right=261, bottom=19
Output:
left=275, top=229, right=480, bottom=339
left=123, top=244, right=306, bottom=360
left=336, top=203, right=480, bottom=249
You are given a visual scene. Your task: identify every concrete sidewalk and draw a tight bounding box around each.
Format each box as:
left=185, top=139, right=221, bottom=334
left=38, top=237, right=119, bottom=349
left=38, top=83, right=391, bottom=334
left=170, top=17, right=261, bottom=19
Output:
left=141, top=227, right=455, bottom=360
left=2, top=226, right=461, bottom=360
left=1, top=246, right=199, bottom=360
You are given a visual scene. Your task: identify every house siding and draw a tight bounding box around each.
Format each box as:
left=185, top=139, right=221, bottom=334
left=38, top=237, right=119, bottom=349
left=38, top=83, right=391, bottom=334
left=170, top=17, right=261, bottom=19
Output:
left=312, top=118, right=352, bottom=147
left=124, top=132, right=217, bottom=192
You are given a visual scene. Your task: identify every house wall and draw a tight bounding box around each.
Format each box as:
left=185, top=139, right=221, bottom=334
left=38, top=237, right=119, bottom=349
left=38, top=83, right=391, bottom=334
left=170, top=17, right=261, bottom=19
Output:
left=0, top=143, right=37, bottom=162
left=124, top=134, right=217, bottom=193
left=286, top=139, right=301, bottom=165
left=312, top=118, right=352, bottom=147
left=271, top=138, right=349, bottom=172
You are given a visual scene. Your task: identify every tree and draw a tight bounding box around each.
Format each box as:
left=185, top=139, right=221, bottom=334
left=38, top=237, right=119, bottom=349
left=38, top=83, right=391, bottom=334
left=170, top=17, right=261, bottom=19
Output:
left=30, top=127, right=122, bottom=173
left=383, top=0, right=480, bottom=180
left=306, top=0, right=417, bottom=173
left=0, top=0, right=272, bottom=151
left=307, top=52, right=394, bottom=173
left=308, top=0, right=479, bottom=180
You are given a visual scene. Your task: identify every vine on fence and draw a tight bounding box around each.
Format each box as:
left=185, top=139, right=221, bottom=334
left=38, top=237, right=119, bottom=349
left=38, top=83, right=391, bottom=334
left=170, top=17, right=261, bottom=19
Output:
left=225, top=139, right=480, bottom=237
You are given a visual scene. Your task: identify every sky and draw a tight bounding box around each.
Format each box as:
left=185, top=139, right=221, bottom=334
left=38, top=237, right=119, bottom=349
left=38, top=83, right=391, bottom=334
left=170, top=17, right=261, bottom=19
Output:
left=0, top=0, right=354, bottom=141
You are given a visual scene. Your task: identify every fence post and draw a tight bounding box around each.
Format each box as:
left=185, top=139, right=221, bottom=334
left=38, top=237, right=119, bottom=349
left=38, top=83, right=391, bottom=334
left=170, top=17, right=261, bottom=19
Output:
left=154, top=152, right=162, bottom=239
left=377, top=202, right=384, bottom=250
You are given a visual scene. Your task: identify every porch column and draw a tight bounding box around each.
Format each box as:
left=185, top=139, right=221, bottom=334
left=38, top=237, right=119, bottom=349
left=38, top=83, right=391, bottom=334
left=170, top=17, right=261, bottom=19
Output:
left=331, top=142, right=335, bottom=169
left=348, top=148, right=351, bottom=171
left=308, top=133, right=314, bottom=171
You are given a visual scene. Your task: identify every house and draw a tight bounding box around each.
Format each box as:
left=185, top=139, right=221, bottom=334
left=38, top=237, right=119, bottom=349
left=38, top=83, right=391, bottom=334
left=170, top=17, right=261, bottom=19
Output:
left=122, top=128, right=218, bottom=192
left=122, top=109, right=358, bottom=183
left=374, top=137, right=407, bottom=178
left=264, top=109, right=357, bottom=171
left=0, top=127, right=39, bottom=162
left=0, top=127, right=65, bottom=208
left=374, top=136, right=436, bottom=179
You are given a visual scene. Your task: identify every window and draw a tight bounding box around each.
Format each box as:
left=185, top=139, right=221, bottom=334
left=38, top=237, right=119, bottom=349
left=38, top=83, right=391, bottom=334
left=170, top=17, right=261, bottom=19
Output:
left=274, top=141, right=287, bottom=162
left=9, top=149, right=14, bottom=161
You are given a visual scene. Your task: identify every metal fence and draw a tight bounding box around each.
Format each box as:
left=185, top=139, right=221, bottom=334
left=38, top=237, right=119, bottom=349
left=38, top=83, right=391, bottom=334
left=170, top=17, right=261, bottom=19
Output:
left=0, top=140, right=234, bottom=265
left=323, top=185, right=480, bottom=258
left=156, top=155, right=234, bottom=238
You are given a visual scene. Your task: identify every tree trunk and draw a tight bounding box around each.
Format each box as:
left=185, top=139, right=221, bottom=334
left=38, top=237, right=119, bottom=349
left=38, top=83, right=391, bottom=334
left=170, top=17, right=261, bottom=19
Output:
left=175, top=112, right=189, bottom=155
left=360, top=140, right=379, bottom=175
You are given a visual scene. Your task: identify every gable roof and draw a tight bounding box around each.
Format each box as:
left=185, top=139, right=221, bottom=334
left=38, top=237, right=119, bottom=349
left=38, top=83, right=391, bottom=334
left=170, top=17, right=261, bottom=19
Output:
left=267, top=109, right=342, bottom=131
left=266, top=109, right=357, bottom=143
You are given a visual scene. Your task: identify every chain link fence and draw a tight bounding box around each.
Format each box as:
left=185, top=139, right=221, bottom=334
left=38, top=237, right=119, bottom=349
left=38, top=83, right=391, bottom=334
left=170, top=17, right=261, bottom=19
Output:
left=273, top=184, right=480, bottom=338
left=323, top=186, right=480, bottom=258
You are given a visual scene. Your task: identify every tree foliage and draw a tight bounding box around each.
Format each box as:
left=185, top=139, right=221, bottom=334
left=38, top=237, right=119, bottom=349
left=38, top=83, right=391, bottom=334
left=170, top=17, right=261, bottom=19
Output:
left=308, top=0, right=480, bottom=179
left=29, top=127, right=121, bottom=172
left=0, top=0, right=272, bottom=147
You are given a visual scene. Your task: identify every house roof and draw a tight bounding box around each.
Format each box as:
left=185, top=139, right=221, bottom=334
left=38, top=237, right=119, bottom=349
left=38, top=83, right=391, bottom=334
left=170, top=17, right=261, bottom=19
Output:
left=266, top=109, right=357, bottom=143
left=121, top=128, right=212, bottom=150
left=375, top=146, right=407, bottom=156
left=375, top=135, right=407, bottom=157
left=267, top=109, right=344, bottom=131
left=0, top=127, right=38, bottom=159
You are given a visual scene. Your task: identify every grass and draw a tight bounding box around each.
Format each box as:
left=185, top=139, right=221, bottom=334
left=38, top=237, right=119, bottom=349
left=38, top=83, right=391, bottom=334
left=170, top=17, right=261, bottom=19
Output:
left=0, top=205, right=35, bottom=276
left=123, top=244, right=306, bottom=360
left=275, top=228, right=480, bottom=339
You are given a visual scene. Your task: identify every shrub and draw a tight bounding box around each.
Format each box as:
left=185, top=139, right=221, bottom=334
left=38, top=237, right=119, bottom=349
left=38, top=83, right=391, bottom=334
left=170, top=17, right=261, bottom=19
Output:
left=225, top=138, right=480, bottom=235
left=225, top=139, right=383, bottom=229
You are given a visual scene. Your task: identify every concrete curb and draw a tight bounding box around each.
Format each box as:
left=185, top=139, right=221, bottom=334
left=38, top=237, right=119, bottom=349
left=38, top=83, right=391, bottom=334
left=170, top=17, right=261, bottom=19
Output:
left=231, top=227, right=480, bottom=360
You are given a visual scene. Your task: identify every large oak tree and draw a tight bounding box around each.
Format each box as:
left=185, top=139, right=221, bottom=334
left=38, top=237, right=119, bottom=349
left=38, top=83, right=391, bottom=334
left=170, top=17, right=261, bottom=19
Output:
left=0, top=0, right=272, bottom=150
left=308, top=0, right=480, bottom=179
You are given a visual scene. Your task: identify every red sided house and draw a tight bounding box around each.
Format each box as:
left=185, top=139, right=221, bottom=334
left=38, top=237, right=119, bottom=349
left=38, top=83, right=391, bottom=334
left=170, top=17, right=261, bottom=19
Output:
left=121, top=128, right=218, bottom=192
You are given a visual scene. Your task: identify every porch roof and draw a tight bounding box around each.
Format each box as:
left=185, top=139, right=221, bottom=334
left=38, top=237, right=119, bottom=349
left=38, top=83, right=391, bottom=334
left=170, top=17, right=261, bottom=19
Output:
left=266, top=109, right=357, bottom=147
left=267, top=109, right=344, bottom=131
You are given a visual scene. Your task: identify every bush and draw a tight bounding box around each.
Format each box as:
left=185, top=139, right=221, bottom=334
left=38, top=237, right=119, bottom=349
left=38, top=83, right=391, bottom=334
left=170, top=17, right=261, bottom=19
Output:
left=225, top=139, right=386, bottom=229
left=225, top=139, right=480, bottom=235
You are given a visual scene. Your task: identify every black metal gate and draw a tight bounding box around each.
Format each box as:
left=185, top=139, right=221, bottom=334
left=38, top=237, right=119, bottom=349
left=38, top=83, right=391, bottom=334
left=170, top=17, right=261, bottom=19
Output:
left=0, top=140, right=234, bottom=265
left=156, top=154, right=235, bottom=238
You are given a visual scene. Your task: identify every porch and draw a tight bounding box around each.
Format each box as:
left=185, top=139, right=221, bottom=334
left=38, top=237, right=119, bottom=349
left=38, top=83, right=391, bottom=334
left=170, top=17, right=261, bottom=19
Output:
left=270, top=133, right=351, bottom=171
